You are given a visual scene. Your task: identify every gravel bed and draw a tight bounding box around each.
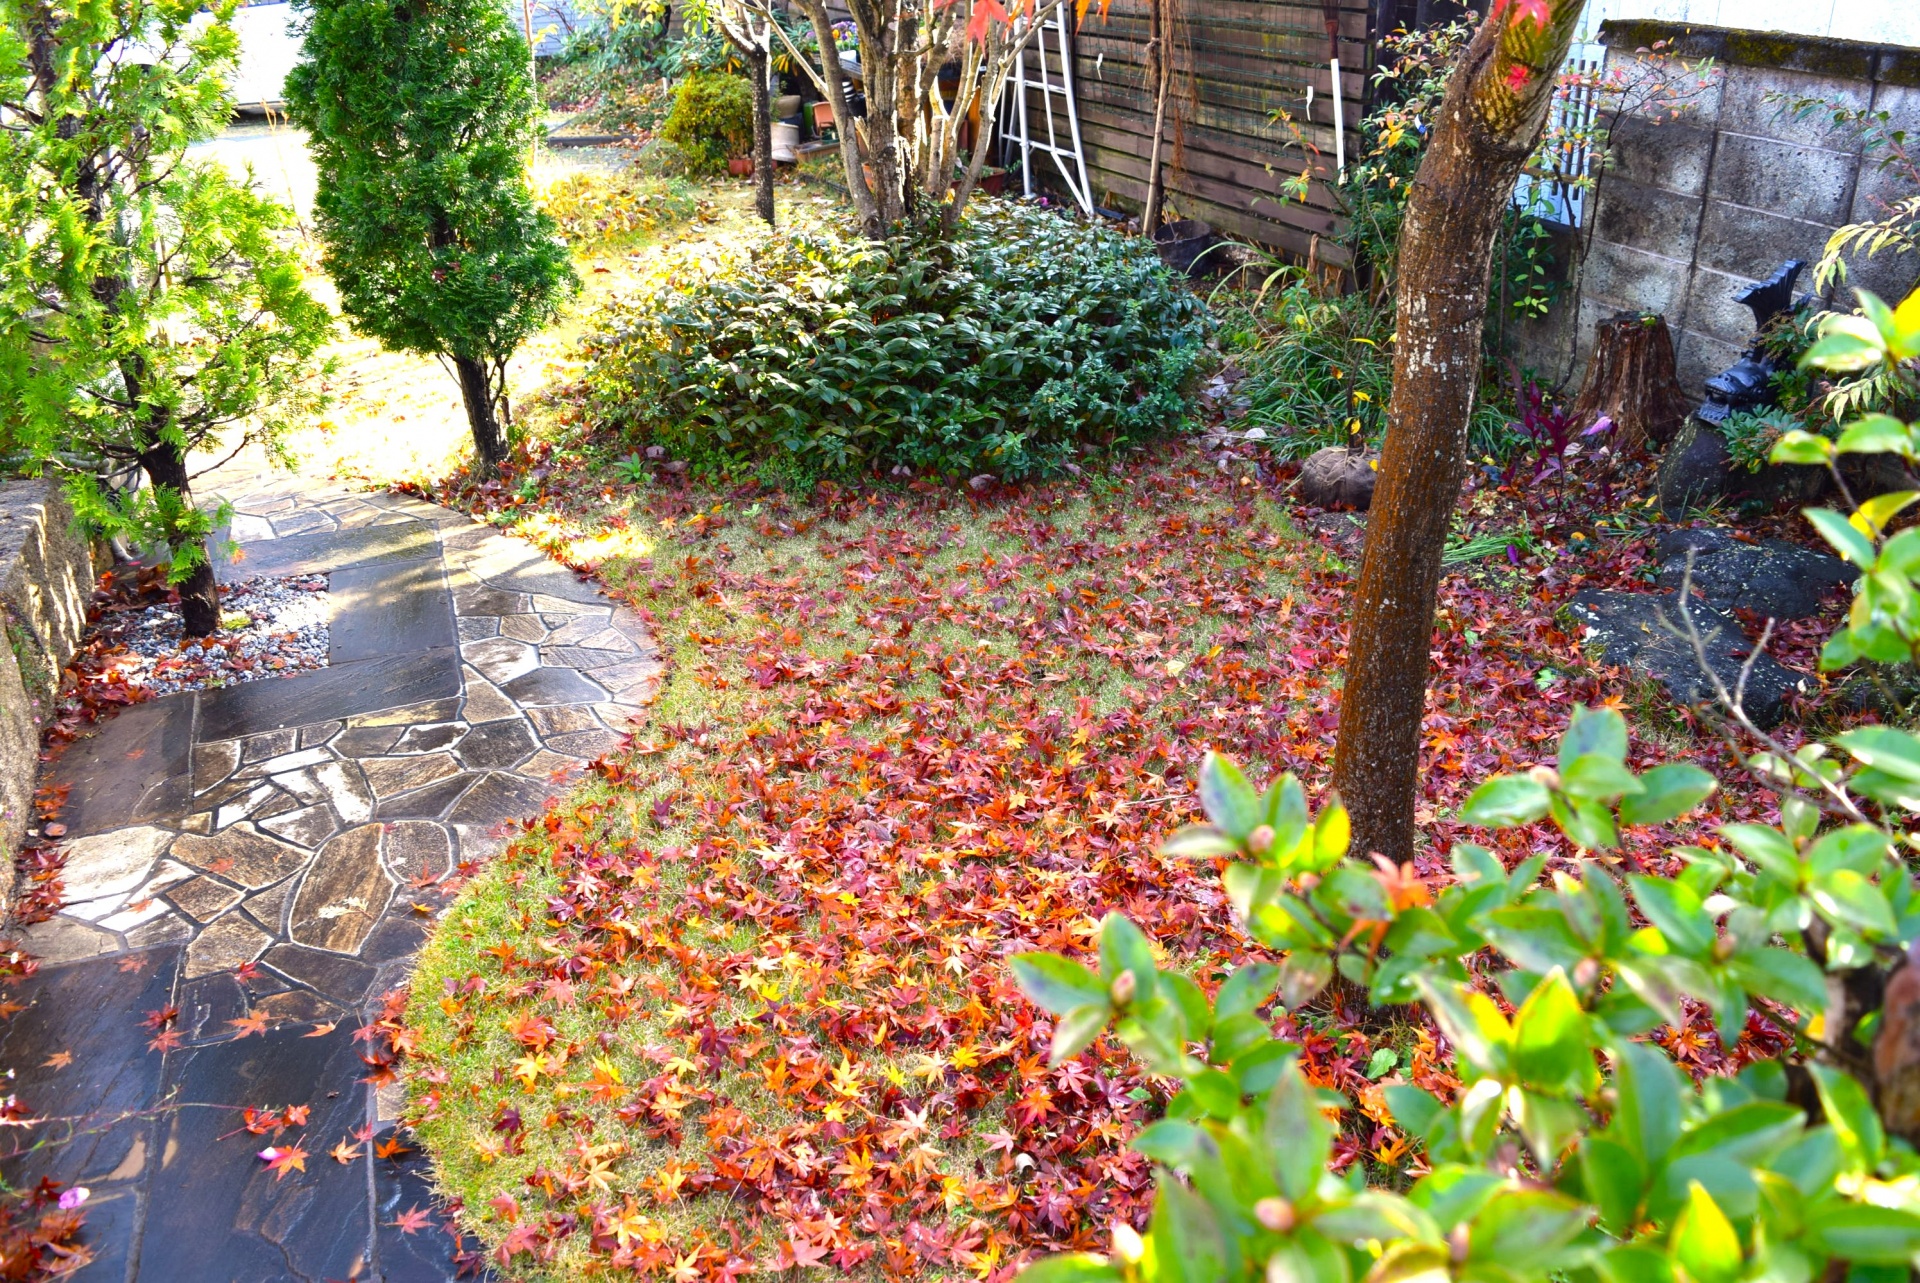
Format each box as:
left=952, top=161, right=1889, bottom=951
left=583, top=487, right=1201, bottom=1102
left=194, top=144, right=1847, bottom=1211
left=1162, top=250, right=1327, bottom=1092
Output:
left=94, top=574, right=331, bottom=696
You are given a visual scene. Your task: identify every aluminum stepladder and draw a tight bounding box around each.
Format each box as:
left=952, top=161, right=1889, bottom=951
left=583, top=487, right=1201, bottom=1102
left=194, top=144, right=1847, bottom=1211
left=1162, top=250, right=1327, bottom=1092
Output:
left=1006, top=7, right=1096, bottom=216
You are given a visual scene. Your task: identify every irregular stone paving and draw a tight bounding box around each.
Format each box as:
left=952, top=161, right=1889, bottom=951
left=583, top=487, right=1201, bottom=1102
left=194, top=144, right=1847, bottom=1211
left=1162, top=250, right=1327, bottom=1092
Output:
left=2, top=464, right=660, bottom=1281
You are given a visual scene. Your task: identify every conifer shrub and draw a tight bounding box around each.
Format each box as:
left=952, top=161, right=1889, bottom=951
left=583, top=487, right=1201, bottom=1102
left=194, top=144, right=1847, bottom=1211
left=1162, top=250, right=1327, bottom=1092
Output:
left=658, top=71, right=753, bottom=175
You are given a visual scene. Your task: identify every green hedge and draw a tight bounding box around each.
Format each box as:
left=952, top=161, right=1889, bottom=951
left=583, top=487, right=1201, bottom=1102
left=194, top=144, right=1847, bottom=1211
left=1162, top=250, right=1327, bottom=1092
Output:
left=657, top=71, right=751, bottom=175
left=579, top=201, right=1211, bottom=482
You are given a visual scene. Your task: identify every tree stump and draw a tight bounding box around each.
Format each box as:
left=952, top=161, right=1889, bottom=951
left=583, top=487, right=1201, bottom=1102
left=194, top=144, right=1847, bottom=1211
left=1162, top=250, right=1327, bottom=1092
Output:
left=1568, top=312, right=1693, bottom=455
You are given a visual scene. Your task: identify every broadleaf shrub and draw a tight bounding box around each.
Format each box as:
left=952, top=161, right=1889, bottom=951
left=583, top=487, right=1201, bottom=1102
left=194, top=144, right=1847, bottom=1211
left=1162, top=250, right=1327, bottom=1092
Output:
left=579, top=200, right=1210, bottom=482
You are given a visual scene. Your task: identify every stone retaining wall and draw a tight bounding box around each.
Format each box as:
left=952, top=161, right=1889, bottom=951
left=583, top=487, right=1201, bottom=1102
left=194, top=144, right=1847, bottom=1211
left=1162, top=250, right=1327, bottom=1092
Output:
left=1516, top=20, right=1920, bottom=393
left=0, top=479, right=105, bottom=913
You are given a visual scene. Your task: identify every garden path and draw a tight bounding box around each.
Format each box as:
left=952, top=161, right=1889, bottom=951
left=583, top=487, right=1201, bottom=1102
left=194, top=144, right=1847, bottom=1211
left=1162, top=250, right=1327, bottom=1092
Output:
left=1, top=454, right=660, bottom=1280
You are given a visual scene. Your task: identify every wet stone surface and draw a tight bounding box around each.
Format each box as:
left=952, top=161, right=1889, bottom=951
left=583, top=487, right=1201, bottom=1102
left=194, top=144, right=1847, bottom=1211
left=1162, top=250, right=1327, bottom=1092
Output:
left=7, top=467, right=661, bottom=1280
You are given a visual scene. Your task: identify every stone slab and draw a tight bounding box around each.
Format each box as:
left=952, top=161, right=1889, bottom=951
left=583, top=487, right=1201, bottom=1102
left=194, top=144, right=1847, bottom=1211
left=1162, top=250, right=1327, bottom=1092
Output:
left=328, top=556, right=456, bottom=662
left=197, top=649, right=462, bottom=741
left=213, top=518, right=437, bottom=581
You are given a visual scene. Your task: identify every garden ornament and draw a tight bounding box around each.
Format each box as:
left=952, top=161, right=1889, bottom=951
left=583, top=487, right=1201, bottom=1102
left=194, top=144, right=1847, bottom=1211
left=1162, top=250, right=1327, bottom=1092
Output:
left=1696, top=259, right=1805, bottom=426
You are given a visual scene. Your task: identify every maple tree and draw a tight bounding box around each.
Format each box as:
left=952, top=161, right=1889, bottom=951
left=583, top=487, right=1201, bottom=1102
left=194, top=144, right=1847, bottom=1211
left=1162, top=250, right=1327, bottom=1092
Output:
left=1333, top=0, right=1590, bottom=864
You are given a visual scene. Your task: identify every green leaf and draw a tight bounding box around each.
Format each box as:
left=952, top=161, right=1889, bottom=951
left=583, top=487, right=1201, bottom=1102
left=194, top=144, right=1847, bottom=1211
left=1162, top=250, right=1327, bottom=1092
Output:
left=1012, top=954, right=1109, bottom=1015
left=1719, top=823, right=1802, bottom=885
left=1560, top=705, right=1629, bottom=770
left=1769, top=429, right=1838, bottom=465
left=1835, top=413, right=1916, bottom=457
left=1806, top=507, right=1878, bottom=565
left=1213, top=963, right=1278, bottom=1022
left=1415, top=977, right=1509, bottom=1079
left=1014, top=1255, right=1123, bottom=1283
left=1619, top=764, right=1716, bottom=827
left=1580, top=1135, right=1646, bottom=1233
left=1611, top=1041, right=1683, bottom=1164
left=1099, top=913, right=1159, bottom=999
left=1512, top=968, right=1593, bottom=1093
left=1197, top=752, right=1262, bottom=841
left=1148, top=1179, right=1227, bottom=1283
left=1159, top=825, right=1241, bottom=859
left=1626, top=875, right=1714, bottom=957
left=1810, top=1062, right=1885, bottom=1173
left=1550, top=792, right=1619, bottom=850
left=1460, top=774, right=1551, bottom=826
left=1263, top=1057, right=1330, bottom=1200
left=1049, top=1005, right=1112, bottom=1065
left=1671, top=1182, right=1743, bottom=1283
left=1835, top=726, right=1920, bottom=781
left=1804, top=1203, right=1920, bottom=1264
left=1561, top=753, right=1643, bottom=801
left=1810, top=868, right=1897, bottom=939
left=1724, top=948, right=1827, bottom=1018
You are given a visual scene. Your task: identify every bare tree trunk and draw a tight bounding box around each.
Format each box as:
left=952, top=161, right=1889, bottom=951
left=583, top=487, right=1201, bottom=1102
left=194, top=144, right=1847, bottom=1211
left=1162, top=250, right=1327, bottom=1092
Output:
left=138, top=442, right=220, bottom=638
left=454, top=353, right=509, bottom=477
left=800, top=0, right=881, bottom=233
left=749, top=35, right=774, bottom=227
left=1140, top=0, right=1172, bottom=234
left=1332, top=0, right=1588, bottom=863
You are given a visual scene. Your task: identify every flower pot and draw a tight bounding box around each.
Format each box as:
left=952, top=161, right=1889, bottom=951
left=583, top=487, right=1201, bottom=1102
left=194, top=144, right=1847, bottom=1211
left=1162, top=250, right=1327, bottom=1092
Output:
left=775, top=93, right=802, bottom=120
left=978, top=169, right=1009, bottom=195
left=772, top=122, right=800, bottom=163
left=810, top=101, right=834, bottom=132
left=728, top=154, right=754, bottom=178
left=1153, top=218, right=1220, bottom=277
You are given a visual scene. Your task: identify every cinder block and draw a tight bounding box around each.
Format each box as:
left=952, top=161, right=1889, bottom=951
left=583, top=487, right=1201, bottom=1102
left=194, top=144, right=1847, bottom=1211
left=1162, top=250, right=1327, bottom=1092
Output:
left=1719, top=63, right=1871, bottom=151
left=1673, top=326, right=1744, bottom=400
left=1582, top=239, right=1694, bottom=318
left=1695, top=200, right=1836, bottom=280
left=1601, top=116, right=1715, bottom=197
left=1683, top=264, right=1788, bottom=349
left=1707, top=131, right=1857, bottom=225
left=1593, top=175, right=1705, bottom=255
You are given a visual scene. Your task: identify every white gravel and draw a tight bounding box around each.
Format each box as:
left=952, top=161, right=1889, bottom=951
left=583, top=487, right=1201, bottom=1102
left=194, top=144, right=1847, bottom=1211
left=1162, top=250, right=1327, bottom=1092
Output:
left=96, top=574, right=331, bottom=696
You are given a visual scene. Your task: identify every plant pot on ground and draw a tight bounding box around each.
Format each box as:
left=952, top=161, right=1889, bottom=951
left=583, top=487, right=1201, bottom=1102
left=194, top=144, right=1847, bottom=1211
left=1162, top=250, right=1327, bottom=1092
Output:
left=1297, top=436, right=1377, bottom=511
left=728, top=154, right=754, bottom=177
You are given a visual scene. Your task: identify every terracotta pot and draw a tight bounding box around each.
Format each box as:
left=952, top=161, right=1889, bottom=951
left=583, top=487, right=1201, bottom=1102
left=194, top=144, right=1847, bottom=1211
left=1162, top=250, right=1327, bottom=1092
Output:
left=810, top=101, right=834, bottom=132
left=978, top=169, right=1008, bottom=195
left=728, top=155, right=753, bottom=178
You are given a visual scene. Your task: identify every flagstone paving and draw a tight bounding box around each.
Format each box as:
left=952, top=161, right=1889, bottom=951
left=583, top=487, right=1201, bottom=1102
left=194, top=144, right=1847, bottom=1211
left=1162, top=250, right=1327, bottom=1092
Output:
left=3, top=463, right=660, bottom=1280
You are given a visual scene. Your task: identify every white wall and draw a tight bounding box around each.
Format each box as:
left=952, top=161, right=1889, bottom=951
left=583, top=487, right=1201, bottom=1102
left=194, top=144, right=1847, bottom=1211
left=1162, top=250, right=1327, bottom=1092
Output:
left=1581, top=0, right=1920, bottom=50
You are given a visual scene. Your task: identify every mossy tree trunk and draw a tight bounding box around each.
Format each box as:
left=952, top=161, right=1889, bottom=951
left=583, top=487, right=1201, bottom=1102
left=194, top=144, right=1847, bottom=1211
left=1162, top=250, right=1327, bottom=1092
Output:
left=1332, top=0, right=1589, bottom=863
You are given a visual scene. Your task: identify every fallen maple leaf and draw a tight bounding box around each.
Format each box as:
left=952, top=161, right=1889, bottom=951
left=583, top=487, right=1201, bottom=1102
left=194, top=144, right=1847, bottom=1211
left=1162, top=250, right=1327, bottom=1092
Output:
left=259, top=1144, right=307, bottom=1180
left=304, top=1021, right=338, bottom=1038
left=228, top=1012, right=270, bottom=1039
left=374, top=1135, right=411, bottom=1160
left=329, top=1138, right=359, bottom=1165
left=41, top=1051, right=72, bottom=1070
left=146, top=1028, right=183, bottom=1054
left=390, top=1205, right=433, bottom=1235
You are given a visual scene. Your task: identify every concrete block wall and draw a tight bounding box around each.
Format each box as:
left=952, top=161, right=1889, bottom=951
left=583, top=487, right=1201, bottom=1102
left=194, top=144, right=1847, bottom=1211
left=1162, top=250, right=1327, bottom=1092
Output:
left=1531, top=21, right=1920, bottom=397
left=0, top=480, right=106, bottom=916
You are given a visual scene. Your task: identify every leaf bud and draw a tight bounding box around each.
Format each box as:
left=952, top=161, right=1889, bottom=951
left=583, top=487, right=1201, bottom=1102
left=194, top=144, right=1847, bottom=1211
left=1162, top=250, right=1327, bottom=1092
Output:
left=1111, top=1221, right=1145, bottom=1262
left=1449, top=1223, right=1471, bottom=1266
left=1572, top=957, right=1599, bottom=990
left=1253, top=1197, right=1295, bottom=1233
left=1109, top=971, right=1137, bottom=1007
left=1527, top=764, right=1561, bottom=790
left=1711, top=934, right=1734, bottom=963
left=1248, top=824, right=1276, bottom=857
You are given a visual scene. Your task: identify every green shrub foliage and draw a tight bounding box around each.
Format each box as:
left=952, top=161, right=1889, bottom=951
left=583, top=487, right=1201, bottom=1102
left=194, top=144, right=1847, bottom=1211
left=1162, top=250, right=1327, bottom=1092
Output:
left=1013, top=285, right=1920, bottom=1282
left=658, top=70, right=753, bottom=175
left=581, top=201, right=1210, bottom=481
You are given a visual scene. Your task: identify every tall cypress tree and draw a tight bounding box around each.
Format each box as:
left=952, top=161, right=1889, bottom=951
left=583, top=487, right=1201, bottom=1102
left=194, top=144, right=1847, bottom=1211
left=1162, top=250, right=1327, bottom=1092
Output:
left=285, top=0, right=574, bottom=476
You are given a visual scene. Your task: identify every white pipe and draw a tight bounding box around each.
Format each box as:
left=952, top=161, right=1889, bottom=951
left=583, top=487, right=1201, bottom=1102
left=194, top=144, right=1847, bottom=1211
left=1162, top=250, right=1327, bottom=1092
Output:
left=1330, top=58, right=1345, bottom=183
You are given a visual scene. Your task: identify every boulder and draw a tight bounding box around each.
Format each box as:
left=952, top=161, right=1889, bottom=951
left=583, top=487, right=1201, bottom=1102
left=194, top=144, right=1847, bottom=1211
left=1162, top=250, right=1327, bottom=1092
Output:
left=1568, top=589, right=1809, bottom=728
left=1657, top=419, right=1732, bottom=512
left=1653, top=527, right=1856, bottom=620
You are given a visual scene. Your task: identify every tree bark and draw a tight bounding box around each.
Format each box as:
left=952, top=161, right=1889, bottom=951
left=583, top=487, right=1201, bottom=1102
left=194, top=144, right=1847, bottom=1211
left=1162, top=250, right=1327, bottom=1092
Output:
left=749, top=35, right=774, bottom=227
left=1332, top=0, right=1587, bottom=864
left=454, top=353, right=509, bottom=477
left=1139, top=0, right=1172, bottom=234
left=1568, top=311, right=1692, bottom=455
left=137, top=442, right=219, bottom=638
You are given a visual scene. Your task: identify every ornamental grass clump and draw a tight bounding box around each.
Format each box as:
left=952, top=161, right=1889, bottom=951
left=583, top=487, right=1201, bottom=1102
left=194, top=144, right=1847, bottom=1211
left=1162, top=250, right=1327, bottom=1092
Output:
left=579, top=200, right=1210, bottom=483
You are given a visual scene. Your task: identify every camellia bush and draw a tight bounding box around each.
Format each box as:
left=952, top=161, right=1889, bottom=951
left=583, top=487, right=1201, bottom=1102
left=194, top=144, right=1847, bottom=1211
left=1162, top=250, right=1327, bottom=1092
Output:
left=580, top=200, right=1209, bottom=484
left=1013, top=286, right=1920, bottom=1282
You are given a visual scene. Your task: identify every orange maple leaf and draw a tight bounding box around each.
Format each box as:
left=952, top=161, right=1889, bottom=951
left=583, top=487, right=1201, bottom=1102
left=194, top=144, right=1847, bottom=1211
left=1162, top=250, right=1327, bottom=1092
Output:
left=259, top=1144, right=307, bottom=1180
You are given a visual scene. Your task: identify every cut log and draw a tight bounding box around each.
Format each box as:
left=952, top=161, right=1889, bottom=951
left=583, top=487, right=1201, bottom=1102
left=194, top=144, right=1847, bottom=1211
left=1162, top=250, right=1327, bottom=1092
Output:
left=1568, top=311, right=1693, bottom=454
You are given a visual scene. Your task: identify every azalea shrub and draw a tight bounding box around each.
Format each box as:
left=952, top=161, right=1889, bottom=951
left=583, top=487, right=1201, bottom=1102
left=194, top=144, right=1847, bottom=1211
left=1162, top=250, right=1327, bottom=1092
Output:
left=1013, top=286, right=1920, bottom=1282
left=578, top=199, right=1210, bottom=484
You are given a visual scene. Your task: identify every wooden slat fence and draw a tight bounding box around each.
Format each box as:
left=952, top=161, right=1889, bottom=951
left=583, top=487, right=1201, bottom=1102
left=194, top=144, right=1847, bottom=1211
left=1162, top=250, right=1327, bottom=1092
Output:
left=1013, top=0, right=1372, bottom=262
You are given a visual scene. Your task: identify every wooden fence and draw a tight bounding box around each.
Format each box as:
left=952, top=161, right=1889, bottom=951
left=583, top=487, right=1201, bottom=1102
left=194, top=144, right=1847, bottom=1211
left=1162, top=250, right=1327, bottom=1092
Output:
left=1012, top=0, right=1374, bottom=264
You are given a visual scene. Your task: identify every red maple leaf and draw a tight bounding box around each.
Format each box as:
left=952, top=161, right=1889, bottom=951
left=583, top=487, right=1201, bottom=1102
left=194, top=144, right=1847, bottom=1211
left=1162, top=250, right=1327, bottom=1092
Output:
left=259, top=1144, right=307, bottom=1181
left=389, top=1205, right=433, bottom=1235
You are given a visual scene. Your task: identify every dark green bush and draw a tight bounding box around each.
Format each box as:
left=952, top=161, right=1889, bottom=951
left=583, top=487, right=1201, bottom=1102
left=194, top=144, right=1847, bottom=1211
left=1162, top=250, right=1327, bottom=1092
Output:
left=579, top=201, right=1211, bottom=482
left=658, top=71, right=752, bottom=175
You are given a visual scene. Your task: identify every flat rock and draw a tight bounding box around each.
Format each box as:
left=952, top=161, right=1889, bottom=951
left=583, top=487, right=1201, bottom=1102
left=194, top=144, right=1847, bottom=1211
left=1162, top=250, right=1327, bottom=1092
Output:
left=172, top=825, right=309, bottom=889
left=381, top=821, right=451, bottom=885
left=1569, top=589, right=1810, bottom=728
left=1654, top=527, right=1856, bottom=620
left=359, top=752, right=462, bottom=799
left=184, top=911, right=272, bottom=979
left=58, top=825, right=174, bottom=906
left=289, top=824, right=393, bottom=954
